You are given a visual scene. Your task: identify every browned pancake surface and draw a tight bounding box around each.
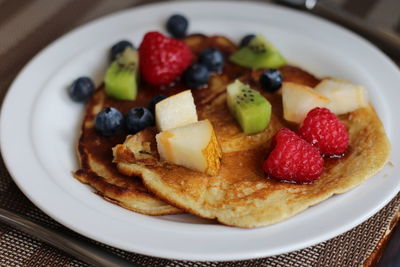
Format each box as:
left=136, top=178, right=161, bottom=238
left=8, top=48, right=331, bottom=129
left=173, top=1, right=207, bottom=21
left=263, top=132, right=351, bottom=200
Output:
left=74, top=34, right=242, bottom=215
left=114, top=62, right=390, bottom=227
left=74, top=88, right=182, bottom=215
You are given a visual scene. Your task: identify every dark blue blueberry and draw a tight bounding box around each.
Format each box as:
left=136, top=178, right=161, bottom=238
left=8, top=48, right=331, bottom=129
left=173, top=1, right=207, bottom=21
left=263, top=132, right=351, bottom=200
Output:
left=182, top=64, right=210, bottom=89
left=199, top=48, right=224, bottom=73
left=166, top=14, right=188, bottom=38
left=259, top=69, right=283, bottom=92
left=95, top=107, right=124, bottom=136
left=68, top=77, right=94, bottom=102
left=148, top=95, right=167, bottom=115
left=110, top=40, right=133, bottom=61
left=126, top=107, right=154, bottom=134
left=240, top=34, right=256, bottom=47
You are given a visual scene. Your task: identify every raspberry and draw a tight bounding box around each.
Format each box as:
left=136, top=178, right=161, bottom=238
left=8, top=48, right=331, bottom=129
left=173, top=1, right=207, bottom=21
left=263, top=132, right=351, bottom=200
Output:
left=263, top=128, right=324, bottom=183
left=139, top=31, right=192, bottom=86
left=299, top=107, right=349, bottom=156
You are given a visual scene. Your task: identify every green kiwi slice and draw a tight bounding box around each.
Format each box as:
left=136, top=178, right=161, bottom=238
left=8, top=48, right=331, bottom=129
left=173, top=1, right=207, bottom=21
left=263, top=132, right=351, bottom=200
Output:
left=104, top=47, right=138, bottom=100
left=227, top=80, right=272, bottom=134
left=230, top=35, right=286, bottom=69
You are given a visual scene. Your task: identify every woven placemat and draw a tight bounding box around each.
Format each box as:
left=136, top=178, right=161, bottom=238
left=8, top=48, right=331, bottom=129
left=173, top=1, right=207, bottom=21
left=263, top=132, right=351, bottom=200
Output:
left=1, top=0, right=399, bottom=266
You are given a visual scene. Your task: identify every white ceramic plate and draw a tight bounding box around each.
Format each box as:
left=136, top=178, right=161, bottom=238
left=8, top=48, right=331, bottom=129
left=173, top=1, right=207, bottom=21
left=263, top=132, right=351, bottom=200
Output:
left=1, top=1, right=399, bottom=261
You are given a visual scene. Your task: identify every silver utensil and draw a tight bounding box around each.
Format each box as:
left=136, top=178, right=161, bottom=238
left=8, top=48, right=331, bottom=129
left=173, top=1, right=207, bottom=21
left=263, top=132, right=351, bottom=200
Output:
left=275, top=0, right=400, bottom=60
left=0, top=208, right=139, bottom=267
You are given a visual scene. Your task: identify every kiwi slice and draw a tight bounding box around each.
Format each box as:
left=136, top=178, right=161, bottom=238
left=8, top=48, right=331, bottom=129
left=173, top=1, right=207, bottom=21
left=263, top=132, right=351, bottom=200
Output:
left=105, top=47, right=138, bottom=100
left=227, top=80, right=272, bottom=134
left=230, top=35, right=286, bottom=69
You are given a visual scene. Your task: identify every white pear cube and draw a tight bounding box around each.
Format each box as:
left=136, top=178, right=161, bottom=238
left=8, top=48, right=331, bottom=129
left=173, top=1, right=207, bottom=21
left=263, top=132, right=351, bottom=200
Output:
left=282, top=82, right=330, bottom=124
left=314, top=78, right=368, bottom=115
left=156, top=120, right=222, bottom=175
left=155, top=90, right=198, bottom=131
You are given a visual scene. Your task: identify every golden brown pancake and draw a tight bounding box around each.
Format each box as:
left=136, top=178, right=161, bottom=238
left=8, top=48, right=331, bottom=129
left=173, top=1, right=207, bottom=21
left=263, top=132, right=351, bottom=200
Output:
left=73, top=34, right=242, bottom=215
left=113, top=66, right=390, bottom=228
left=74, top=88, right=181, bottom=215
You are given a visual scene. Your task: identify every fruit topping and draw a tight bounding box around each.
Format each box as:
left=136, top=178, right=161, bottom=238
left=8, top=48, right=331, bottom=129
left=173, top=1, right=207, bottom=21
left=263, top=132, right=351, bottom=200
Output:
left=110, top=40, right=133, bottom=61
left=230, top=34, right=286, bottom=69
left=314, top=78, right=368, bottom=115
left=95, top=107, right=125, bottom=136
left=259, top=69, right=283, bottom=92
left=155, top=90, right=198, bottom=131
left=139, top=31, right=192, bottom=87
left=126, top=107, right=154, bottom=134
left=227, top=80, right=272, bottom=134
left=299, top=107, right=349, bottom=156
left=105, top=46, right=138, bottom=100
left=148, top=95, right=167, bottom=115
left=68, top=77, right=94, bottom=102
left=239, top=34, right=256, bottom=47
left=166, top=14, right=189, bottom=38
left=182, top=63, right=210, bottom=89
left=198, top=48, right=224, bottom=73
left=282, top=82, right=330, bottom=124
left=263, top=128, right=324, bottom=183
left=156, top=120, right=222, bottom=175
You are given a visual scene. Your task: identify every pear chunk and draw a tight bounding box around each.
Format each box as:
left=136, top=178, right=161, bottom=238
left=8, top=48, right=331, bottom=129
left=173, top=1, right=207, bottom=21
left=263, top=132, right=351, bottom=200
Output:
left=155, top=90, right=198, bottom=131
left=282, top=82, right=330, bottom=123
left=156, top=120, right=222, bottom=175
left=314, top=78, right=368, bottom=115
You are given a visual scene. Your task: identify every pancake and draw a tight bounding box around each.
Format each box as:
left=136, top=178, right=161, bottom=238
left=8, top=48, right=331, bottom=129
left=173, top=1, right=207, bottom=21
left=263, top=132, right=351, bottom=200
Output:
left=74, top=88, right=181, bottom=215
left=113, top=70, right=391, bottom=227
left=73, top=34, right=241, bottom=215
left=196, top=66, right=319, bottom=153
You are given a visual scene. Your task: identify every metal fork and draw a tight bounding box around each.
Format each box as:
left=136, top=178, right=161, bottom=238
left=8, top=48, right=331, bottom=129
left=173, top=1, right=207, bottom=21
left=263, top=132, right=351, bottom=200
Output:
left=0, top=208, right=140, bottom=267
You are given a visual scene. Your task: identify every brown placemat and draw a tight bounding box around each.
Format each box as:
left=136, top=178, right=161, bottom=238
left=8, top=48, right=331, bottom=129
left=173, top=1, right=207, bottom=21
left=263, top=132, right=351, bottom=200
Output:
left=1, top=0, right=399, bottom=266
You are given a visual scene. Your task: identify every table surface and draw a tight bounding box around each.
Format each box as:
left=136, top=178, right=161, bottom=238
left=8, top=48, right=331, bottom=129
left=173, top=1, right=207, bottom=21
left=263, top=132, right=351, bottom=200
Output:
left=0, top=0, right=399, bottom=266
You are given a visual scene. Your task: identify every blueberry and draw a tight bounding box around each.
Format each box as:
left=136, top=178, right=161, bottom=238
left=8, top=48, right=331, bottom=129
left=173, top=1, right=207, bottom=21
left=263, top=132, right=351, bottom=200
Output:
left=166, top=14, right=188, bottom=38
left=148, top=95, right=167, bottom=115
left=68, top=77, right=94, bottom=102
left=111, top=40, right=133, bottom=61
left=95, top=107, right=124, bottom=136
left=240, top=34, right=256, bottom=47
left=126, top=107, right=154, bottom=134
left=259, top=69, right=283, bottom=92
left=182, top=64, right=210, bottom=89
left=199, top=48, right=224, bottom=73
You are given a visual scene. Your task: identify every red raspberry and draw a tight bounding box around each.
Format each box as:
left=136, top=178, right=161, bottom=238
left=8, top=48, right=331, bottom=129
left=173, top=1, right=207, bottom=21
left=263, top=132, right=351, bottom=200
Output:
left=263, top=128, right=324, bottom=183
left=299, top=107, right=349, bottom=156
left=139, top=31, right=192, bottom=86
